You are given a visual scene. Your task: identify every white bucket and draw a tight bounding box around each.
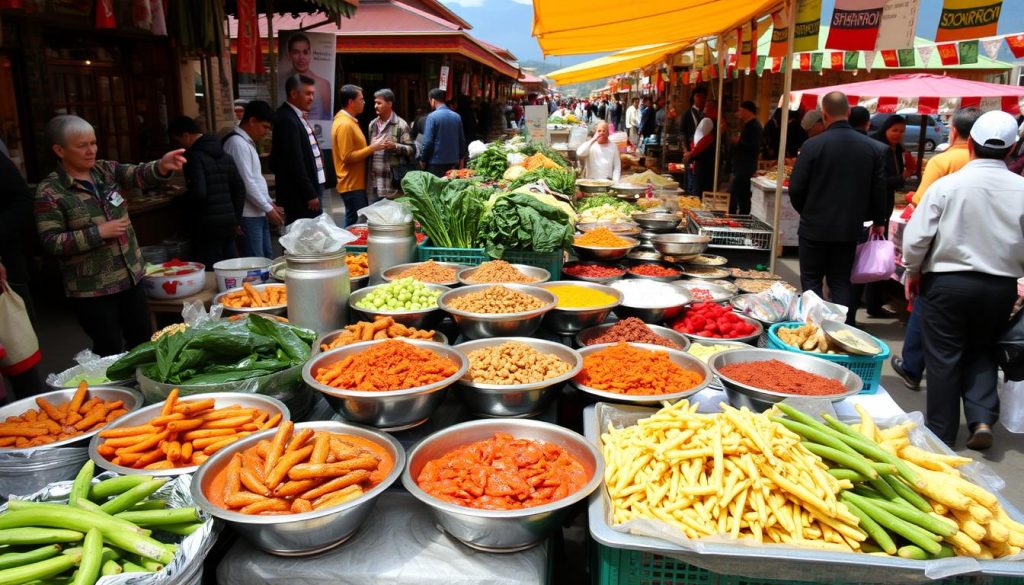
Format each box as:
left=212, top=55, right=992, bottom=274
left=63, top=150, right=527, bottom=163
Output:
left=212, top=257, right=272, bottom=292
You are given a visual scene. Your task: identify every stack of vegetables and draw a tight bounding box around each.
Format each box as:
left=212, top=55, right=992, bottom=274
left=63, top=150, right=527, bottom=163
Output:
left=577, top=195, right=638, bottom=223
left=469, top=142, right=509, bottom=181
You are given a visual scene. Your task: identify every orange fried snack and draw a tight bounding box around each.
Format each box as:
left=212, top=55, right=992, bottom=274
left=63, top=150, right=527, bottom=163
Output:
left=313, top=340, right=458, bottom=391
left=576, top=342, right=704, bottom=395
left=319, top=317, right=436, bottom=351
left=221, top=284, right=287, bottom=308
left=346, top=253, right=368, bottom=278
left=0, top=382, right=128, bottom=449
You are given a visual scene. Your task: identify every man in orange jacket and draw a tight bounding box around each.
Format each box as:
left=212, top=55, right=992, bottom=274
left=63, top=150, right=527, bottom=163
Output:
left=331, top=84, right=391, bottom=226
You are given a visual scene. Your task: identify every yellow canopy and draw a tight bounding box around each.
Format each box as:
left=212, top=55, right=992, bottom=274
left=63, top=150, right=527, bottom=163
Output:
left=546, top=42, right=690, bottom=85
left=532, top=0, right=780, bottom=56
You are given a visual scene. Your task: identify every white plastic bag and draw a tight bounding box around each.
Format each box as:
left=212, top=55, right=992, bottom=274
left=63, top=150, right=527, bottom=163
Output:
left=999, top=377, right=1024, bottom=433
left=357, top=199, right=412, bottom=225
left=798, top=290, right=849, bottom=324
left=467, top=140, right=487, bottom=159
left=279, top=213, right=356, bottom=255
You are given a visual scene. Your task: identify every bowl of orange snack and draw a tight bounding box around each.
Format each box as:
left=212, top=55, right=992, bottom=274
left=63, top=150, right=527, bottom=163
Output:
left=214, top=283, right=288, bottom=316
left=191, top=419, right=403, bottom=555
left=345, top=253, right=369, bottom=291
left=402, top=418, right=602, bottom=552
left=313, top=317, right=447, bottom=355
left=89, top=390, right=289, bottom=476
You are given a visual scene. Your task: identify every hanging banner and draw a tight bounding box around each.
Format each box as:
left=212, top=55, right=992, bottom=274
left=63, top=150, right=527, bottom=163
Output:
left=739, top=22, right=752, bottom=70
left=825, top=0, right=886, bottom=51
left=150, top=0, right=166, bottom=36
left=750, top=18, right=760, bottom=71
left=794, top=0, right=822, bottom=53
left=235, top=0, right=258, bottom=74
left=831, top=51, right=845, bottom=69
left=769, top=9, right=790, bottom=57
left=864, top=50, right=876, bottom=71
left=278, top=30, right=337, bottom=150
left=771, top=56, right=784, bottom=73
left=875, top=0, right=919, bottom=50
left=1007, top=34, right=1024, bottom=59
left=95, top=0, right=115, bottom=28
left=896, top=47, right=915, bottom=66
left=755, top=55, right=767, bottom=76
left=844, top=51, right=860, bottom=70
left=811, top=52, right=824, bottom=71
left=682, top=71, right=691, bottom=85
left=981, top=37, right=1003, bottom=59
left=935, top=0, right=1003, bottom=43
left=880, top=49, right=899, bottom=66
left=958, top=39, right=979, bottom=64
left=799, top=53, right=811, bottom=70
left=937, top=42, right=961, bottom=65
left=916, top=44, right=935, bottom=66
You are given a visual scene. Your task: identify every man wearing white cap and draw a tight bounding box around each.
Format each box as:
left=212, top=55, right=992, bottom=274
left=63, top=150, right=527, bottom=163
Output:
left=903, top=110, right=1024, bottom=450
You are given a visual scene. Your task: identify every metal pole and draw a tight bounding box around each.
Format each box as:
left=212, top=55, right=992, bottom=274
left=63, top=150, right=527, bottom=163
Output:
left=915, top=116, right=926, bottom=178
left=769, top=0, right=797, bottom=275
left=267, top=0, right=277, bottom=103
left=712, top=34, right=725, bottom=196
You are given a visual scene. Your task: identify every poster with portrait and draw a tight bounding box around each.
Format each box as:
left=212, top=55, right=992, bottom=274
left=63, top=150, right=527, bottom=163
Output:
left=277, top=30, right=336, bottom=150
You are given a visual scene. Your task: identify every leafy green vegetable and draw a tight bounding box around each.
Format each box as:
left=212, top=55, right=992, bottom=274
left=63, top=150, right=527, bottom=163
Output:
left=479, top=192, right=574, bottom=258
left=398, top=171, right=491, bottom=248
left=468, top=143, right=509, bottom=181
left=507, top=167, right=576, bottom=196
left=576, top=195, right=638, bottom=214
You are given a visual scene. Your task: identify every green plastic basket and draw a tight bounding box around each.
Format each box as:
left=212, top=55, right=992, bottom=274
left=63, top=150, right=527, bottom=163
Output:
left=415, top=245, right=564, bottom=279
left=766, top=322, right=888, bottom=394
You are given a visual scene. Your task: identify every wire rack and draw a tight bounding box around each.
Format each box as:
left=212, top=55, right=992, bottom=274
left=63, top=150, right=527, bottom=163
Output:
left=686, top=211, right=774, bottom=250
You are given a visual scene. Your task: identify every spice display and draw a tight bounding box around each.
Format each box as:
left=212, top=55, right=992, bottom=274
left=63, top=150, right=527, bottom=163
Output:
left=220, top=283, right=286, bottom=308
left=563, top=262, right=625, bottom=279
left=671, top=303, right=759, bottom=339
left=587, top=318, right=681, bottom=349
left=0, top=383, right=129, bottom=449
left=545, top=284, right=618, bottom=309
left=729, top=268, right=782, bottom=280
left=686, top=342, right=742, bottom=363
left=204, top=423, right=392, bottom=515
left=95, top=390, right=282, bottom=469
left=320, top=317, right=437, bottom=350
left=395, top=260, right=459, bottom=283
left=355, top=278, right=442, bottom=312
left=463, top=260, right=539, bottom=284
left=735, top=278, right=798, bottom=294
left=313, top=340, right=459, bottom=391
left=446, top=285, right=546, bottom=314
left=574, top=228, right=632, bottom=248
left=610, top=280, right=690, bottom=308
left=346, top=253, right=369, bottom=277
left=627, top=263, right=681, bottom=278
left=717, top=359, right=848, bottom=396
left=577, top=342, right=703, bottom=395
left=416, top=432, right=588, bottom=510
left=466, top=342, right=572, bottom=385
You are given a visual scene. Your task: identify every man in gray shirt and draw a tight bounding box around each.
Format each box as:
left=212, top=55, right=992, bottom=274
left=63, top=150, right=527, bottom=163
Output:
left=903, top=110, right=1024, bottom=450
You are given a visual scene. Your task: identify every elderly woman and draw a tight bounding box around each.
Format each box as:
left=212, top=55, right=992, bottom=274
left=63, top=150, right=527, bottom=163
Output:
left=35, top=115, right=186, bottom=356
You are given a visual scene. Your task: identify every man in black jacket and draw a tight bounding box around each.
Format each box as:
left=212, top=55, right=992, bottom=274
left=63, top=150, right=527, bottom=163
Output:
left=271, top=74, right=326, bottom=225
left=169, top=116, right=245, bottom=268
left=729, top=101, right=763, bottom=215
left=788, top=92, right=888, bottom=323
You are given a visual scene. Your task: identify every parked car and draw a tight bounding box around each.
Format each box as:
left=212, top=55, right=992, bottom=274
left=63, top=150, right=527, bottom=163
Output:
left=869, top=113, right=950, bottom=151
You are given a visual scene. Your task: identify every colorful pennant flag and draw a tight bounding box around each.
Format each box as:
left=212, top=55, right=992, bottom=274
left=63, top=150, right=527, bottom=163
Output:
left=1007, top=34, right=1024, bottom=59
left=916, top=44, right=935, bottom=66
left=771, top=57, right=783, bottom=73
left=844, top=51, right=860, bottom=70
left=95, top=0, right=116, bottom=28
left=981, top=37, right=1003, bottom=60
left=682, top=71, right=691, bottom=85
left=826, top=0, right=886, bottom=51
left=799, top=53, right=811, bottom=70
left=875, top=0, right=919, bottom=50
left=958, top=39, right=979, bottom=64
left=794, top=0, right=823, bottom=53
left=739, top=22, right=752, bottom=70
left=750, top=18, right=760, bottom=71
left=770, top=9, right=790, bottom=57
left=880, top=49, right=898, bottom=67
left=937, top=42, right=960, bottom=65
left=831, top=51, right=844, bottom=69
left=811, top=53, right=824, bottom=72
left=864, top=50, right=876, bottom=72
left=755, top=55, right=767, bottom=76
left=935, top=0, right=1003, bottom=43
left=897, top=48, right=915, bottom=67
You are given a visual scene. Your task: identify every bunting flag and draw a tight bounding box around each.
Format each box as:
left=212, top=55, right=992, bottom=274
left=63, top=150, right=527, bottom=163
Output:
left=695, top=70, right=703, bottom=83
left=916, top=44, right=935, bottom=66
left=844, top=51, right=860, bottom=70
left=739, top=22, right=752, bottom=70
left=769, top=9, right=789, bottom=57
left=876, top=0, right=919, bottom=50
left=809, top=52, right=824, bottom=72
left=959, top=39, right=979, bottom=64
left=799, top=52, right=811, bottom=70
left=937, top=42, right=960, bottom=65
left=133, top=0, right=151, bottom=30
left=771, top=57, right=783, bottom=73
left=235, top=0, right=258, bottom=74
left=95, top=0, right=115, bottom=28
left=1007, top=34, right=1024, bottom=59
left=935, top=0, right=1003, bottom=43
left=897, top=48, right=915, bottom=67
left=981, top=37, right=1003, bottom=60
left=880, top=49, right=898, bottom=67
left=831, top=51, right=845, bottom=69
left=750, top=18, right=761, bottom=70
left=864, top=50, right=876, bottom=72
left=682, top=71, right=691, bottom=85
left=794, top=0, right=822, bottom=53
left=826, top=0, right=886, bottom=51
left=755, top=55, right=767, bottom=76
left=150, top=0, right=167, bottom=36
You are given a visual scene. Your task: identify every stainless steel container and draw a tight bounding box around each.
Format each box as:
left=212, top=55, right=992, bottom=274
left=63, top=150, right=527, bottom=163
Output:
left=367, top=221, right=415, bottom=285
left=285, top=251, right=350, bottom=334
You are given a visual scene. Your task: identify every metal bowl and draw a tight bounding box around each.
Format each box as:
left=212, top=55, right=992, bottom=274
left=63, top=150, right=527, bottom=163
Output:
left=651, top=233, right=710, bottom=258
left=576, top=179, right=613, bottom=193
left=571, top=237, right=640, bottom=261
left=191, top=420, right=404, bottom=556
left=455, top=338, right=582, bottom=417
left=348, top=283, right=451, bottom=330
left=214, top=283, right=288, bottom=316
left=313, top=328, right=448, bottom=355
left=821, top=320, right=884, bottom=356
left=575, top=323, right=689, bottom=350
left=670, top=281, right=736, bottom=303
left=631, top=212, right=681, bottom=232
left=674, top=310, right=763, bottom=345
left=609, top=280, right=691, bottom=324
left=625, top=250, right=663, bottom=263
left=0, top=386, right=142, bottom=453
left=611, top=183, right=647, bottom=196
left=709, top=348, right=863, bottom=412
left=575, top=221, right=642, bottom=237
left=536, top=281, right=622, bottom=334
left=381, top=262, right=466, bottom=287
left=402, top=419, right=602, bottom=552
left=438, top=284, right=557, bottom=340
left=624, top=260, right=684, bottom=283
left=561, top=262, right=626, bottom=285
left=47, top=352, right=133, bottom=390
left=684, top=254, right=729, bottom=267
left=680, top=266, right=731, bottom=280
left=89, top=392, right=287, bottom=475
left=456, top=264, right=550, bottom=286
left=302, top=340, right=468, bottom=430
left=703, top=279, right=739, bottom=294
left=573, top=343, right=711, bottom=405
left=350, top=273, right=369, bottom=292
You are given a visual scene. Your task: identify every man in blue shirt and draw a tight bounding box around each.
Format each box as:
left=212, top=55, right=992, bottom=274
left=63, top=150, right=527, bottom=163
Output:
left=419, top=88, right=467, bottom=177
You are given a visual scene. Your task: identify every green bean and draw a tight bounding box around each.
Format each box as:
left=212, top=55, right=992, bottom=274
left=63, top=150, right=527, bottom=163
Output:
left=62, top=546, right=118, bottom=564
left=821, top=415, right=921, bottom=487
left=827, top=468, right=870, bottom=482
left=0, top=550, right=81, bottom=585
left=155, top=522, right=204, bottom=536
left=934, top=544, right=955, bottom=559
left=128, top=554, right=165, bottom=573
left=868, top=477, right=900, bottom=501
left=70, top=528, right=102, bottom=585
left=99, top=479, right=168, bottom=515
left=0, top=528, right=83, bottom=546
left=114, top=508, right=199, bottom=527
left=88, top=476, right=153, bottom=501
left=131, top=500, right=167, bottom=511
left=7, top=501, right=148, bottom=536
left=0, top=545, right=62, bottom=571
left=121, top=561, right=149, bottom=573
left=897, top=545, right=928, bottom=560
left=883, top=474, right=932, bottom=513
left=772, top=417, right=860, bottom=456
left=871, top=462, right=899, bottom=475
left=101, top=559, right=122, bottom=576
left=68, top=461, right=93, bottom=508
left=864, top=498, right=957, bottom=537
left=841, top=493, right=942, bottom=554
left=802, top=442, right=878, bottom=479
left=842, top=498, right=897, bottom=554
left=853, top=485, right=884, bottom=500
left=71, top=499, right=103, bottom=514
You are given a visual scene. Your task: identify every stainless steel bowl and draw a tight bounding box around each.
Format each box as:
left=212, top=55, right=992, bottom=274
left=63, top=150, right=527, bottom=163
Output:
left=456, top=264, right=550, bottom=286
left=0, top=386, right=142, bottom=453
left=575, top=221, right=642, bottom=237
left=214, top=283, right=288, bottom=316
left=609, top=280, right=691, bottom=324
left=821, top=320, right=884, bottom=356
left=631, top=212, right=681, bottom=232
left=438, top=284, right=556, bottom=340
left=670, top=281, right=736, bottom=303
left=572, top=343, right=711, bottom=405
left=537, top=281, right=622, bottom=334
left=313, top=328, right=448, bottom=355
left=575, top=323, right=689, bottom=350
left=561, top=261, right=626, bottom=285
left=89, top=392, right=288, bottom=476
left=348, top=283, right=451, bottom=330
left=576, top=179, right=613, bottom=194
left=571, top=237, right=640, bottom=262
left=401, top=418, right=602, bottom=552
left=702, top=279, right=739, bottom=294
left=191, top=420, right=404, bottom=556
left=350, top=273, right=369, bottom=292
left=651, top=233, right=710, bottom=257
left=624, top=260, right=684, bottom=283
left=381, top=262, right=466, bottom=287
left=454, top=338, right=582, bottom=417
left=684, top=254, right=729, bottom=267
left=625, top=250, right=663, bottom=263
left=709, top=348, right=863, bottom=412
left=611, top=183, right=647, bottom=196
left=676, top=311, right=763, bottom=345
left=302, top=340, right=468, bottom=430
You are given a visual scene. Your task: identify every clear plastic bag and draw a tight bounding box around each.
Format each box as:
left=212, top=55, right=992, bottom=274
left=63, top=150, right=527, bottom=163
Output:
left=280, top=214, right=357, bottom=255
left=999, top=377, right=1024, bottom=433
left=357, top=199, right=412, bottom=225
left=798, top=290, right=849, bottom=325
left=182, top=299, right=221, bottom=328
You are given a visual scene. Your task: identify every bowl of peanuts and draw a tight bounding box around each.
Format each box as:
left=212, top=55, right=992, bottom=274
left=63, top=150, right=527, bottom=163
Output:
left=381, top=261, right=466, bottom=287
left=214, top=283, right=288, bottom=316
left=438, top=284, right=557, bottom=340
left=453, top=338, right=582, bottom=417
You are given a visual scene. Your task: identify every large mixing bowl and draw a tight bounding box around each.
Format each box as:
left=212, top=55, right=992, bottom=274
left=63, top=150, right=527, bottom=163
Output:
left=402, top=418, right=602, bottom=552
left=609, top=280, right=691, bottom=324
left=381, top=262, right=466, bottom=287
left=348, top=283, right=451, bottom=330
left=537, top=281, right=622, bottom=334
left=571, top=237, right=639, bottom=262
left=709, top=348, right=863, bottom=412
left=456, top=264, right=550, bottom=286
left=191, top=420, right=404, bottom=556
left=572, top=343, right=711, bottom=405
left=0, top=386, right=142, bottom=453
left=302, top=340, right=468, bottom=430
left=455, top=338, right=581, bottom=417
left=438, top=284, right=556, bottom=340
left=651, top=233, right=710, bottom=257
left=631, top=212, right=681, bottom=232
left=575, top=323, right=690, bottom=350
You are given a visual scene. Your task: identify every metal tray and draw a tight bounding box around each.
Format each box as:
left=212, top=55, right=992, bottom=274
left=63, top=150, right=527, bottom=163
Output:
left=0, top=386, right=143, bottom=452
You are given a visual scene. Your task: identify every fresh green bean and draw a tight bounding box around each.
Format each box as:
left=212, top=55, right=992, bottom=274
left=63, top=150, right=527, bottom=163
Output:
left=101, top=559, right=122, bottom=576
left=114, top=508, right=199, bottom=526
left=821, top=415, right=921, bottom=487
left=0, top=528, right=83, bottom=546
left=871, top=462, right=899, bottom=475
left=827, top=469, right=871, bottom=482
left=62, top=546, right=118, bottom=564
left=853, top=486, right=884, bottom=500
left=128, top=554, right=165, bottom=573
left=70, top=528, right=102, bottom=585
left=120, top=561, right=149, bottom=573
left=863, top=498, right=957, bottom=537
left=131, top=500, right=167, bottom=511
left=868, top=477, right=900, bottom=501
left=842, top=499, right=897, bottom=554
left=7, top=501, right=148, bottom=536
left=802, top=442, right=878, bottom=479
left=772, top=417, right=860, bottom=456
left=68, top=461, right=93, bottom=508
left=841, top=493, right=942, bottom=554
left=897, top=545, right=928, bottom=560
left=155, top=522, right=204, bottom=536
left=71, top=499, right=103, bottom=514
left=99, top=479, right=168, bottom=515
left=883, top=474, right=932, bottom=513
left=0, top=545, right=62, bottom=571
left=88, top=476, right=153, bottom=501
left=0, top=550, right=80, bottom=585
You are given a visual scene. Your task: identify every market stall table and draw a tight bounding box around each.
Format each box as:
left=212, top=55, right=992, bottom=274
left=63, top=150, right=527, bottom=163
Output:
left=146, top=272, right=217, bottom=327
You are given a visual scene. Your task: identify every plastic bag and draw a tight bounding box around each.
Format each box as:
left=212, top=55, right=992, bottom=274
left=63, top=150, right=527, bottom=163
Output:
left=851, top=234, right=896, bottom=284
left=568, top=126, right=589, bottom=149
left=357, top=199, right=412, bottom=226
left=467, top=140, right=487, bottom=159
left=797, top=290, right=848, bottom=324
left=506, top=152, right=526, bottom=166
left=999, top=377, right=1024, bottom=433
left=732, top=283, right=799, bottom=323
left=279, top=213, right=356, bottom=255
left=45, top=349, right=105, bottom=387
left=183, top=298, right=222, bottom=329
